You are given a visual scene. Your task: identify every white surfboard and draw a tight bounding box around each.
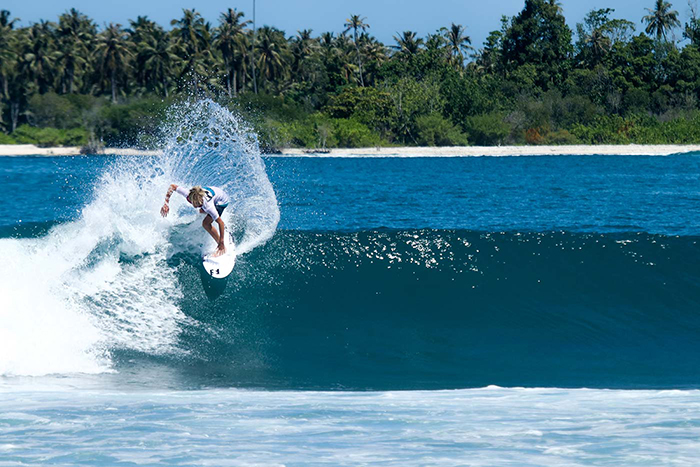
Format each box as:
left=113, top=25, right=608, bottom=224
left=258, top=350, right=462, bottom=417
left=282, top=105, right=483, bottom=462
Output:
left=202, top=232, right=236, bottom=279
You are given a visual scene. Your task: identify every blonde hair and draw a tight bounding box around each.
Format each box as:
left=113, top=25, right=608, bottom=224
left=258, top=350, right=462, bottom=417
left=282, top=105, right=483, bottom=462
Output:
left=188, top=186, right=207, bottom=207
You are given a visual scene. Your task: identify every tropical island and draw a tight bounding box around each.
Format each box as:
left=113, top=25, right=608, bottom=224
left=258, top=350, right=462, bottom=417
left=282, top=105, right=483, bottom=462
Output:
left=1, top=0, right=700, bottom=152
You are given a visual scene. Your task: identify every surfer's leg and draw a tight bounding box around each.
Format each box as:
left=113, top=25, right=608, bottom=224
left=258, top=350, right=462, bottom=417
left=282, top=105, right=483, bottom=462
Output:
left=202, top=215, right=221, bottom=244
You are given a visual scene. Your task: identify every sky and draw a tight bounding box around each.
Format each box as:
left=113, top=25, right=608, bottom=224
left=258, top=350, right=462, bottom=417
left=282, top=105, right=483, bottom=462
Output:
left=4, top=0, right=697, bottom=48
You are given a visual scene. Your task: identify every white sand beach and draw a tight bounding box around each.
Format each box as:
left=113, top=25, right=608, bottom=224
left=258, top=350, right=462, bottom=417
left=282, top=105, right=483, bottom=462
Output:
left=0, top=145, right=162, bottom=156
left=2, top=144, right=700, bottom=157
left=280, top=144, right=700, bottom=157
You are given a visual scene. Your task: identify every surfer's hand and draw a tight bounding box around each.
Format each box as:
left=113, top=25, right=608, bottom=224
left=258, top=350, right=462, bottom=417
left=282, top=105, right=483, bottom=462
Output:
left=160, top=203, right=169, bottom=217
left=213, top=243, right=226, bottom=257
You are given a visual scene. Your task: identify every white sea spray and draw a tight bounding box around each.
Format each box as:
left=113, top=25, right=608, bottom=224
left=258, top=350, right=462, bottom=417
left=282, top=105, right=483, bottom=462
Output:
left=0, top=99, right=278, bottom=376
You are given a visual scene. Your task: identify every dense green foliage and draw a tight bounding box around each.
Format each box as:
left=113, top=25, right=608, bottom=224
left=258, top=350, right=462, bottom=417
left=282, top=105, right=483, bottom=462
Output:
left=2, top=1, right=700, bottom=149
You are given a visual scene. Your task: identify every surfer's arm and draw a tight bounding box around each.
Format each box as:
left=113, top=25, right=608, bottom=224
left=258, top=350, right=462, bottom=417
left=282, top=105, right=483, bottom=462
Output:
left=161, top=184, right=188, bottom=217
left=214, top=217, right=226, bottom=255
left=216, top=217, right=226, bottom=246
left=165, top=184, right=177, bottom=198
left=161, top=184, right=176, bottom=217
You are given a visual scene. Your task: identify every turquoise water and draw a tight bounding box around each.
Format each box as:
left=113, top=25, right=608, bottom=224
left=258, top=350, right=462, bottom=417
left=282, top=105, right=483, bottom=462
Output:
left=2, top=101, right=700, bottom=464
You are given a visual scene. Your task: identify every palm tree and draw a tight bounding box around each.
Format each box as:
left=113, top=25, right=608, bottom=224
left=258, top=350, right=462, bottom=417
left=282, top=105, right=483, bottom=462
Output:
left=128, top=16, right=160, bottom=91
left=56, top=9, right=95, bottom=94
left=643, top=0, right=681, bottom=41
left=343, top=14, right=369, bottom=86
left=425, top=32, right=447, bottom=51
left=549, top=0, right=564, bottom=14
left=250, top=0, right=258, bottom=94
left=213, top=8, right=250, bottom=96
left=95, top=23, right=132, bottom=102
left=291, top=29, right=318, bottom=79
left=138, top=28, right=179, bottom=97
left=443, top=23, right=472, bottom=69
left=20, top=21, right=59, bottom=94
left=0, top=10, right=19, bottom=130
left=170, top=9, right=215, bottom=83
left=171, top=9, right=208, bottom=55
left=321, top=31, right=335, bottom=46
left=317, top=32, right=348, bottom=87
left=0, top=10, right=17, bottom=28
left=586, top=27, right=612, bottom=63
left=128, top=16, right=157, bottom=43
left=255, top=26, right=289, bottom=89
left=334, top=33, right=357, bottom=84
left=392, top=31, right=424, bottom=57
left=0, top=10, right=19, bottom=99
left=357, top=33, right=386, bottom=86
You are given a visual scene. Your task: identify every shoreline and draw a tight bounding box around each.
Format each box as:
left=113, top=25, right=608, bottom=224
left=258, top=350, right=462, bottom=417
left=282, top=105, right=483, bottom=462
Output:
left=278, top=145, right=700, bottom=157
left=1, top=144, right=700, bottom=157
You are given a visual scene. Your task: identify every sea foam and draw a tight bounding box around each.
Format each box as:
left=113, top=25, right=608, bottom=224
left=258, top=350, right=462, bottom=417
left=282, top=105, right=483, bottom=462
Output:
left=0, top=100, right=279, bottom=376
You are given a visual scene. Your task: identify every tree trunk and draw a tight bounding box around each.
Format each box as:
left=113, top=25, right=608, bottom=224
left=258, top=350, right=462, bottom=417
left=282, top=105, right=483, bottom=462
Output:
left=354, top=30, right=365, bottom=87
left=0, top=76, right=6, bottom=127
left=233, top=69, right=238, bottom=96
left=68, top=68, right=74, bottom=94
left=10, top=101, right=19, bottom=133
left=111, top=69, right=117, bottom=103
left=163, top=76, right=168, bottom=98
left=357, top=48, right=365, bottom=87
left=252, top=58, right=258, bottom=94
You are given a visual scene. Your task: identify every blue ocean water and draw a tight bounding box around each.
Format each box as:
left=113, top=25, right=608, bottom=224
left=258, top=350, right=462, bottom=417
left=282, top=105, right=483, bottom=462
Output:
left=4, top=153, right=700, bottom=389
left=2, top=102, right=700, bottom=464
left=5, top=153, right=700, bottom=234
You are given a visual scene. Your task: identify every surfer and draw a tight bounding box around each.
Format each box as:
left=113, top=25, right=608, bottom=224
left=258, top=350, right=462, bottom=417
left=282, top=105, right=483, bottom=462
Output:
left=160, top=184, right=230, bottom=257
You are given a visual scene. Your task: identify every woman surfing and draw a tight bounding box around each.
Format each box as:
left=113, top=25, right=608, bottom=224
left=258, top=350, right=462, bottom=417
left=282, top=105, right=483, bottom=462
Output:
left=160, top=184, right=230, bottom=257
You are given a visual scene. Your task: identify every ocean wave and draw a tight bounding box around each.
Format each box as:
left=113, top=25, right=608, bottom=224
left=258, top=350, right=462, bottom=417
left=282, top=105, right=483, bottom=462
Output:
left=5, top=222, right=700, bottom=388
left=0, top=100, right=279, bottom=378
left=100, top=229, right=700, bottom=390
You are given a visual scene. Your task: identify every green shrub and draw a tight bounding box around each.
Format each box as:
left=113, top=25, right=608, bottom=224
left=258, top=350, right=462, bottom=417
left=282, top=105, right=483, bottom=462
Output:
left=325, top=87, right=395, bottom=135
left=332, top=118, right=381, bottom=147
left=231, top=93, right=307, bottom=122
left=11, top=125, right=88, bottom=147
left=260, top=119, right=293, bottom=150
left=465, top=113, right=511, bottom=145
left=0, top=133, right=16, bottom=144
left=309, top=113, right=338, bottom=149
left=97, top=98, right=170, bottom=147
left=29, top=93, right=81, bottom=129
left=543, top=129, right=580, bottom=145
left=570, top=116, right=631, bottom=144
left=13, top=125, right=56, bottom=146
left=61, top=128, right=89, bottom=146
left=386, top=77, right=444, bottom=143
left=565, top=113, right=700, bottom=145
left=415, top=113, right=468, bottom=146
left=284, top=120, right=317, bottom=148
left=256, top=114, right=342, bottom=150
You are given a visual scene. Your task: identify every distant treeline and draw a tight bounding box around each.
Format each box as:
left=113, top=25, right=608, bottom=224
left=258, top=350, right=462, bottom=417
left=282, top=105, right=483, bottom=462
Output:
left=2, top=1, right=700, bottom=149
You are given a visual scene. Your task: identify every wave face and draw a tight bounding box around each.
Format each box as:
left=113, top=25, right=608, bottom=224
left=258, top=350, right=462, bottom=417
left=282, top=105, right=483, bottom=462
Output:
left=0, top=100, right=279, bottom=377
left=3, top=136, right=700, bottom=389
left=97, top=229, right=700, bottom=390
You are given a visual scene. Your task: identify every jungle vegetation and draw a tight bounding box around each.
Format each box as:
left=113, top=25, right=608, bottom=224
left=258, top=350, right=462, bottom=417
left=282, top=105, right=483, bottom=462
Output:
left=2, top=1, right=700, bottom=149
